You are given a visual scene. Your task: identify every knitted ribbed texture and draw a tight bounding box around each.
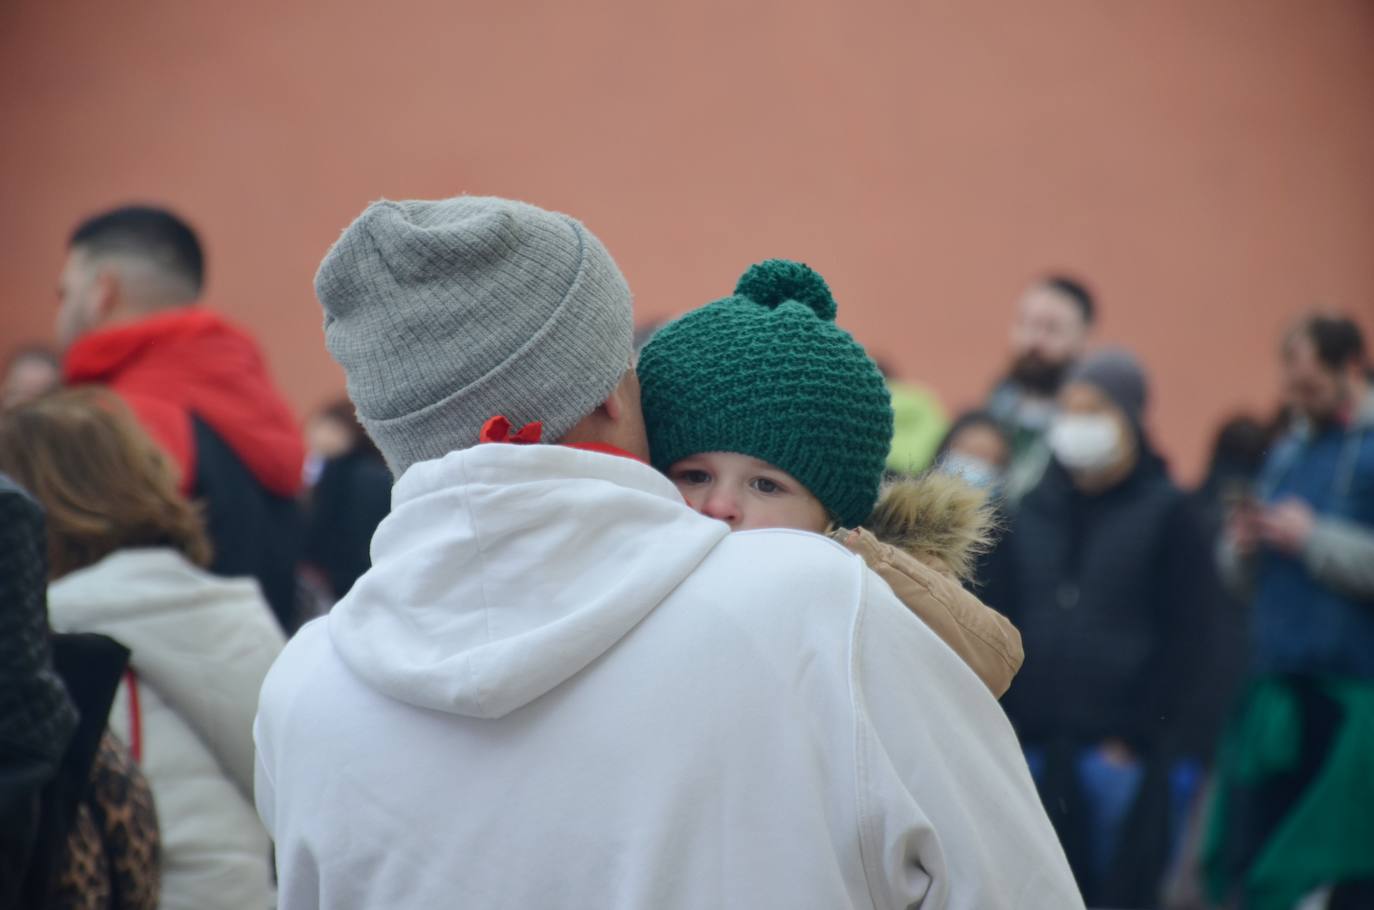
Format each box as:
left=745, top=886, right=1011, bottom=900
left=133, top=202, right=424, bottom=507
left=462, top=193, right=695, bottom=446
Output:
left=1066, top=347, right=1149, bottom=427
left=315, top=196, right=633, bottom=477
left=638, top=260, right=893, bottom=527
left=0, top=475, right=78, bottom=771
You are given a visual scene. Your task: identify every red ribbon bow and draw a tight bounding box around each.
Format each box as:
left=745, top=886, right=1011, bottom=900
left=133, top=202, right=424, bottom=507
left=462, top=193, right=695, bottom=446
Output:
left=479, top=415, right=544, bottom=445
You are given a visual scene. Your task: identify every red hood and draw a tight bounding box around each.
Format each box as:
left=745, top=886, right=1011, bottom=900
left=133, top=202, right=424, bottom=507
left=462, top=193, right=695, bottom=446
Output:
left=64, top=308, right=304, bottom=496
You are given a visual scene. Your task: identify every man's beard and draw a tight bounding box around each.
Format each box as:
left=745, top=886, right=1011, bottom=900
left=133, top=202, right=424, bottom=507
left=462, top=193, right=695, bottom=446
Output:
left=1008, top=352, right=1069, bottom=397
left=1304, top=382, right=1352, bottom=430
left=1291, top=376, right=1357, bottom=434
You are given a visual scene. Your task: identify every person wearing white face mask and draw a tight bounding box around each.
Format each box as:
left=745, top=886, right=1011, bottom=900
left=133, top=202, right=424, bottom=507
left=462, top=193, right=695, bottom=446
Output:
left=932, top=412, right=1013, bottom=594
left=936, top=411, right=1013, bottom=498
left=981, top=348, right=1214, bottom=909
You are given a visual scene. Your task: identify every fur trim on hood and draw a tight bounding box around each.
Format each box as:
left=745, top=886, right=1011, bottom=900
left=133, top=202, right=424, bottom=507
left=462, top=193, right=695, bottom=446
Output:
left=863, top=473, right=1000, bottom=583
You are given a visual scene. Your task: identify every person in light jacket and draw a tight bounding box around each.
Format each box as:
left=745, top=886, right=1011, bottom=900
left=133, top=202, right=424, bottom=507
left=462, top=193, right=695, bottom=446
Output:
left=253, top=196, right=1081, bottom=909
left=0, top=388, right=284, bottom=910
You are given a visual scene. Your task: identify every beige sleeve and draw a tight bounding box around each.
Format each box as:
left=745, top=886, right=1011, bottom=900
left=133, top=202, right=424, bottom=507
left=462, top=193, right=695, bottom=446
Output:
left=843, top=527, right=1024, bottom=698
left=1303, top=518, right=1374, bottom=601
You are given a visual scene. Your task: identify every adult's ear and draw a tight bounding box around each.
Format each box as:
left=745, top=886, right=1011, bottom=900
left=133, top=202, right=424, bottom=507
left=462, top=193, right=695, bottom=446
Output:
left=601, top=367, right=643, bottom=422
left=601, top=384, right=625, bottom=423
left=92, top=269, right=121, bottom=321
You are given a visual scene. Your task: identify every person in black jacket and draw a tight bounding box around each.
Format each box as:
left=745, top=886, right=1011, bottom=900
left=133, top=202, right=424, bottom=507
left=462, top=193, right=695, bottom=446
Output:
left=302, top=400, right=392, bottom=602
left=0, top=474, right=160, bottom=909
left=984, top=348, right=1211, bottom=908
left=0, top=474, right=78, bottom=906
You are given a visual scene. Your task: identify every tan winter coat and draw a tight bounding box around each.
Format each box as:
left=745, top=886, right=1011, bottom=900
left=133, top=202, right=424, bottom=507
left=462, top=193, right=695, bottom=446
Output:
left=840, top=473, right=1024, bottom=697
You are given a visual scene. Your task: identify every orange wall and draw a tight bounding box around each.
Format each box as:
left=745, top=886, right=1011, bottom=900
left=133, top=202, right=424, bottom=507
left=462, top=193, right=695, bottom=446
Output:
left=3, top=0, right=1373, bottom=481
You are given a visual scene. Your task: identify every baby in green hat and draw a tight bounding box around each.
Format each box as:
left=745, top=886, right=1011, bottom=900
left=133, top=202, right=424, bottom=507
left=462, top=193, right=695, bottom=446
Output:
left=638, top=260, right=1022, bottom=696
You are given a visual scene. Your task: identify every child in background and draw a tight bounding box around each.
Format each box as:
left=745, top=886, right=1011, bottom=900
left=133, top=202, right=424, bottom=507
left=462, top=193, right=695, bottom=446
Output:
left=934, top=410, right=1014, bottom=497
left=638, top=259, right=1022, bottom=696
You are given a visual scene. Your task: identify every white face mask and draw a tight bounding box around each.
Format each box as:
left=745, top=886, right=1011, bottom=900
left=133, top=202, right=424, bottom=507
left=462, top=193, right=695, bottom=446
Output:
left=1049, top=414, right=1122, bottom=473
left=940, top=453, right=1004, bottom=493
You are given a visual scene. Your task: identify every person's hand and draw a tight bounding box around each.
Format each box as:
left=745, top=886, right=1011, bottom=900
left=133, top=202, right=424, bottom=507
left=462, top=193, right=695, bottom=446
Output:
left=1258, top=499, right=1317, bottom=556
left=1227, top=502, right=1263, bottom=557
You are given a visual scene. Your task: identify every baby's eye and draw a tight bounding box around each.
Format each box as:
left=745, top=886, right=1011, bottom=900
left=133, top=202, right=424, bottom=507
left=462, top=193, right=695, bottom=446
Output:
left=675, top=469, right=711, bottom=486
left=751, top=477, right=783, bottom=495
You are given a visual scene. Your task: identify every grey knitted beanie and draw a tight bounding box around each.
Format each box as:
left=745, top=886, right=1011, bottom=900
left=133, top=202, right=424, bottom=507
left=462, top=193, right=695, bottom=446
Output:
left=1066, top=347, right=1149, bottom=427
left=315, top=197, right=634, bottom=477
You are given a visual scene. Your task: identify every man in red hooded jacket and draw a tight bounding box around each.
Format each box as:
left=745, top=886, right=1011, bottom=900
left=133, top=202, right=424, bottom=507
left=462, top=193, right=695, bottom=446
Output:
left=57, top=205, right=305, bottom=630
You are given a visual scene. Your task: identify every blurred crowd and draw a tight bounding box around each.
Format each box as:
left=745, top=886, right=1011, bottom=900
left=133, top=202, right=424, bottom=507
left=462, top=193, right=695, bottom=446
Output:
left=3, top=203, right=1371, bottom=910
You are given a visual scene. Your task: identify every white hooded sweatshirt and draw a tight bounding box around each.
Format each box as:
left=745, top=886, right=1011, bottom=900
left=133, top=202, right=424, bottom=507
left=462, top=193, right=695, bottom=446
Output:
left=49, top=548, right=283, bottom=910
left=255, top=444, right=1081, bottom=909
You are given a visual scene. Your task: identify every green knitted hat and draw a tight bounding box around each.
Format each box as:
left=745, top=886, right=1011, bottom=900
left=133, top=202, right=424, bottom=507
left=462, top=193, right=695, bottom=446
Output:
left=638, top=259, right=894, bottom=527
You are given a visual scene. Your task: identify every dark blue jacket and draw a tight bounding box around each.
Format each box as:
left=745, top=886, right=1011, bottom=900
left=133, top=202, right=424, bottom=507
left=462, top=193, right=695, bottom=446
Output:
left=1250, top=391, right=1374, bottom=678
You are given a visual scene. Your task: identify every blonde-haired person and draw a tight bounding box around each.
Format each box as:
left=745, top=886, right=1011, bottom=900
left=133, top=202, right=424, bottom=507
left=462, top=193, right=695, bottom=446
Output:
left=638, top=259, right=1022, bottom=696
left=0, top=388, right=283, bottom=910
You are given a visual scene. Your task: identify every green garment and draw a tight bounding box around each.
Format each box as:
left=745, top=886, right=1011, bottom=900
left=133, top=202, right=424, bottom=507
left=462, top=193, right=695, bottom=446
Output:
left=1202, top=676, right=1374, bottom=910
left=885, top=382, right=948, bottom=477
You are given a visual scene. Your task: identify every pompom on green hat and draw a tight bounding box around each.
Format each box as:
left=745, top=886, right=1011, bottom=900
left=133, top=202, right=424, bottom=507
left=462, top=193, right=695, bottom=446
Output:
left=638, top=259, right=894, bottom=527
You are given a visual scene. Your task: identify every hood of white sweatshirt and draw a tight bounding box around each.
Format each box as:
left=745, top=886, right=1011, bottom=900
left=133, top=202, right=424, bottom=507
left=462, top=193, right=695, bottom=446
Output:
left=327, top=444, right=731, bottom=719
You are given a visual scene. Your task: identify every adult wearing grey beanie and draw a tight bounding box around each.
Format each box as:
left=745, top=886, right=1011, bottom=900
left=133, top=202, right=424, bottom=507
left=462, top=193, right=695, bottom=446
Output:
left=258, top=192, right=1084, bottom=910
left=1064, top=348, right=1149, bottom=430
left=985, top=344, right=1212, bottom=907
left=315, top=196, right=636, bottom=477
left=1046, top=347, right=1151, bottom=479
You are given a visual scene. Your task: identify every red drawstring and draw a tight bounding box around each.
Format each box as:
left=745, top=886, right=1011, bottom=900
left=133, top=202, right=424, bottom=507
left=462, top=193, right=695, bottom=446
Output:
left=124, top=668, right=143, bottom=763
left=478, top=415, right=648, bottom=463
left=479, top=416, right=543, bottom=445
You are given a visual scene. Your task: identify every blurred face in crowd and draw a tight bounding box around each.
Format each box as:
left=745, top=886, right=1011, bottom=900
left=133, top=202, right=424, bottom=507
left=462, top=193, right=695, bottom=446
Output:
left=1282, top=333, right=1359, bottom=426
left=947, top=422, right=1011, bottom=471
left=1009, top=284, right=1091, bottom=396
left=2, top=352, right=61, bottom=409
left=940, top=422, right=1011, bottom=492
left=1049, top=382, right=1137, bottom=484
left=55, top=248, right=111, bottom=351
left=308, top=413, right=358, bottom=461
left=668, top=452, right=829, bottom=533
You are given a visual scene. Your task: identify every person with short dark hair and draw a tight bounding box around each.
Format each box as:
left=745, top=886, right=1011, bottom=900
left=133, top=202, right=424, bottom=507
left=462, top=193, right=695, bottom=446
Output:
left=1041, top=276, right=1095, bottom=326
left=62, top=206, right=204, bottom=312
left=56, top=204, right=304, bottom=630
left=1222, top=313, right=1374, bottom=669
left=986, top=274, right=1097, bottom=502
left=1209, top=313, right=1374, bottom=909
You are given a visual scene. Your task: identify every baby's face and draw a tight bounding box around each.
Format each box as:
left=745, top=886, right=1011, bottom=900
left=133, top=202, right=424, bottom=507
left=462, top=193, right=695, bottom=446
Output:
left=666, top=452, right=829, bottom=533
